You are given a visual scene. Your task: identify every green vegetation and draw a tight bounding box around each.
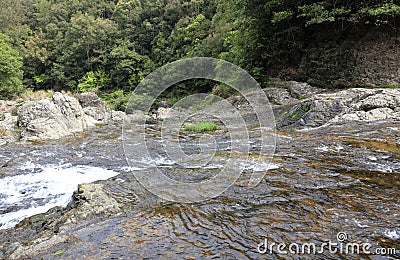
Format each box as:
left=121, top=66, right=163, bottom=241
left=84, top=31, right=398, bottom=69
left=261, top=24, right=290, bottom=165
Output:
left=0, top=0, right=399, bottom=103
left=53, top=249, right=65, bottom=256
left=0, top=33, right=23, bottom=98
left=183, top=121, right=221, bottom=133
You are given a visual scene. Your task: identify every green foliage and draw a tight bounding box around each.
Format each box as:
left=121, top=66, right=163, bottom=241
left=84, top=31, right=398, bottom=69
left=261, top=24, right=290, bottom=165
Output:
left=360, top=2, right=400, bottom=25
left=0, top=33, right=24, bottom=98
left=1, top=0, right=400, bottom=99
left=54, top=249, right=65, bottom=255
left=77, top=69, right=107, bottom=93
left=272, top=10, right=294, bottom=24
left=126, top=94, right=154, bottom=112
left=379, top=84, right=400, bottom=89
left=183, top=121, right=221, bottom=132
left=298, top=4, right=336, bottom=26
left=100, top=90, right=130, bottom=111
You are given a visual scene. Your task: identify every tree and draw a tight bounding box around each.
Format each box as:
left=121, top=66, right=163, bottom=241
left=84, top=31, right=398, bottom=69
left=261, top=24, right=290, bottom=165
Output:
left=0, top=33, right=24, bottom=98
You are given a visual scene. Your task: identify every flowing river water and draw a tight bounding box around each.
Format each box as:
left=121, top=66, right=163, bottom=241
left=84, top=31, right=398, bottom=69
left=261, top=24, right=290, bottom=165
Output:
left=0, top=121, right=399, bottom=259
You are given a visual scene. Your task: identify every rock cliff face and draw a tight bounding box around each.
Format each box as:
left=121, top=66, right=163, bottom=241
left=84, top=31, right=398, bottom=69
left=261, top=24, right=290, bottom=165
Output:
left=287, top=29, right=400, bottom=89
left=276, top=86, right=400, bottom=129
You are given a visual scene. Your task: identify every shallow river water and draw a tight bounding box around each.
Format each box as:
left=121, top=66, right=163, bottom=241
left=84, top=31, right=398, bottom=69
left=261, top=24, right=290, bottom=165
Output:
left=0, top=121, right=399, bottom=259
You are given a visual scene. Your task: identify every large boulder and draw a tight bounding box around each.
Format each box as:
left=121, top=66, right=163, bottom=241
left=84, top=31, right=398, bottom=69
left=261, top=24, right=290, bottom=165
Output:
left=17, top=92, right=87, bottom=141
left=78, top=92, right=110, bottom=126
left=284, top=81, right=322, bottom=100
left=78, top=92, right=126, bottom=126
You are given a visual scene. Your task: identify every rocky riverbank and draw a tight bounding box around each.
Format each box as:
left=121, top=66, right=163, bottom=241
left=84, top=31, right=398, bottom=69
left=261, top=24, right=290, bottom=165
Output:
left=154, top=82, right=400, bottom=130
left=270, top=83, right=400, bottom=129
left=0, top=92, right=126, bottom=145
left=1, top=85, right=399, bottom=145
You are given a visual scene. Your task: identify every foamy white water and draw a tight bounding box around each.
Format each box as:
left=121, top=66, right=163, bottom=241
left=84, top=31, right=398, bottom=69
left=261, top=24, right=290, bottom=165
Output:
left=0, top=164, right=119, bottom=229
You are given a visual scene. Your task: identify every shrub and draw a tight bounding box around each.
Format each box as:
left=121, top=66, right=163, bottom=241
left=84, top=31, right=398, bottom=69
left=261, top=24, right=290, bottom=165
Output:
left=183, top=121, right=221, bottom=133
left=100, top=90, right=130, bottom=111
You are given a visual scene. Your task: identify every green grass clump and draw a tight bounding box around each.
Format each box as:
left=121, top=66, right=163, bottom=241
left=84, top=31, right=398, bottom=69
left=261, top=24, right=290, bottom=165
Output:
left=183, top=121, right=221, bottom=133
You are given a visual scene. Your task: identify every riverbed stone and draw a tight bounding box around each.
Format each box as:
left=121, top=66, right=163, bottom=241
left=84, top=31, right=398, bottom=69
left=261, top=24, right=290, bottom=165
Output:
left=65, top=183, right=122, bottom=224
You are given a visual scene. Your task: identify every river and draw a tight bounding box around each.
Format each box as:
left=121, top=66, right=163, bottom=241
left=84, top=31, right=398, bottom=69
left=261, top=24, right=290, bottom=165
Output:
left=0, top=121, right=399, bottom=259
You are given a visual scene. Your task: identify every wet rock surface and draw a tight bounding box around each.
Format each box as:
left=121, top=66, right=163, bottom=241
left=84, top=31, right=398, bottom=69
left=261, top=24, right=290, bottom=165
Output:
left=0, top=121, right=399, bottom=259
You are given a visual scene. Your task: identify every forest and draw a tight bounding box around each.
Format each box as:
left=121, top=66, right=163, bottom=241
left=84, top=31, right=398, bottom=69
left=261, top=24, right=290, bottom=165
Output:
left=1, top=0, right=399, bottom=110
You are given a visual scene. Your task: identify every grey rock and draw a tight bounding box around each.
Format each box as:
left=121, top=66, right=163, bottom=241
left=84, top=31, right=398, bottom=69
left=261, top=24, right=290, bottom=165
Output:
left=0, top=113, right=17, bottom=131
left=125, top=110, right=150, bottom=123
left=278, top=88, right=400, bottom=129
left=155, top=107, right=174, bottom=120
left=79, top=92, right=105, bottom=108
left=79, top=92, right=110, bottom=126
left=65, top=183, right=122, bottom=224
left=79, top=92, right=126, bottom=125
left=83, top=106, right=109, bottom=121
left=110, top=110, right=127, bottom=122
left=0, top=100, right=17, bottom=114
left=158, top=100, right=169, bottom=108
left=285, top=81, right=322, bottom=99
left=17, top=92, right=87, bottom=141
left=263, top=87, right=296, bottom=106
